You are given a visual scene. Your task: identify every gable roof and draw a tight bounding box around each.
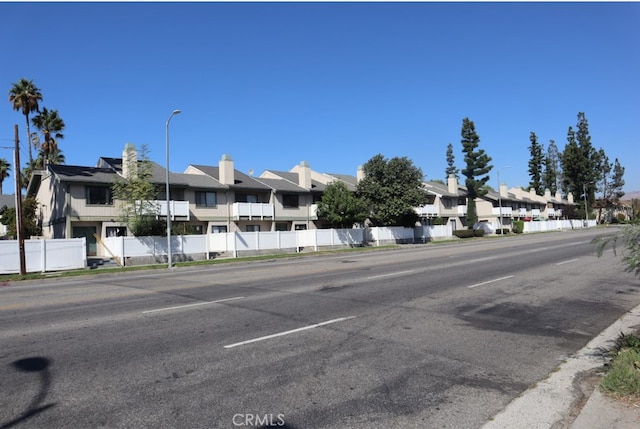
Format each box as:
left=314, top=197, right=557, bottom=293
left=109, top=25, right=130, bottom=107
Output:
left=189, top=165, right=272, bottom=191
left=261, top=170, right=327, bottom=192
left=0, top=194, right=15, bottom=209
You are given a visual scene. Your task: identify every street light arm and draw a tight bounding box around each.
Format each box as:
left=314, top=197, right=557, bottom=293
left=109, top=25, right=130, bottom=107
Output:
left=165, top=109, right=181, bottom=269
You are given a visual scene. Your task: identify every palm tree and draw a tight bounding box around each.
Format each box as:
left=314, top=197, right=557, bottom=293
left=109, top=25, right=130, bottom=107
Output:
left=32, top=107, right=65, bottom=166
left=8, top=78, right=43, bottom=166
left=0, top=158, right=10, bottom=195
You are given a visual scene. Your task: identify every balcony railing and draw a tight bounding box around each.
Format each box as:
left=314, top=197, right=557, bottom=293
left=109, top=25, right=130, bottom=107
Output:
left=492, top=207, right=513, bottom=217
left=137, top=200, right=190, bottom=220
left=232, top=202, right=274, bottom=220
left=415, top=204, right=439, bottom=217
left=457, top=205, right=468, bottom=215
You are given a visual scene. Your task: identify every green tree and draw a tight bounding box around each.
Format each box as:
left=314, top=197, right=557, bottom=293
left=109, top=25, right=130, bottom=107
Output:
left=527, top=132, right=544, bottom=195
left=32, top=107, right=65, bottom=166
left=561, top=113, right=604, bottom=216
left=543, top=139, right=561, bottom=195
left=0, top=196, right=41, bottom=239
left=445, top=142, right=459, bottom=180
left=111, top=144, right=164, bottom=236
left=316, top=181, right=368, bottom=228
left=9, top=78, right=43, bottom=166
left=0, top=158, right=10, bottom=195
left=356, top=154, right=428, bottom=227
left=460, top=118, right=493, bottom=227
left=594, top=224, right=640, bottom=276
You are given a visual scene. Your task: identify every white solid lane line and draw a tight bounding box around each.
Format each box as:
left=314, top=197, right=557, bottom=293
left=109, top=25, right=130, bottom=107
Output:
left=142, top=296, right=244, bottom=314
left=224, top=316, right=357, bottom=349
left=467, top=275, right=514, bottom=289
left=367, top=270, right=416, bottom=280
left=556, top=258, right=579, bottom=266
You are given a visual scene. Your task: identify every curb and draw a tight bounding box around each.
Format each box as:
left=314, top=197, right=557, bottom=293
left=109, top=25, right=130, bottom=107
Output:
left=482, top=303, right=640, bottom=429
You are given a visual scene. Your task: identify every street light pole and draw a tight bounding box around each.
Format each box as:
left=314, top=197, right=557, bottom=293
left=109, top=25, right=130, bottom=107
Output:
left=583, top=182, right=589, bottom=224
left=497, top=166, right=510, bottom=235
left=165, top=109, right=181, bottom=269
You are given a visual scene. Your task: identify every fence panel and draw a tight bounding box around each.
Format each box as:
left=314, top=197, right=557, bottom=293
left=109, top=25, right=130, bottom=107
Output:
left=0, top=238, right=86, bottom=274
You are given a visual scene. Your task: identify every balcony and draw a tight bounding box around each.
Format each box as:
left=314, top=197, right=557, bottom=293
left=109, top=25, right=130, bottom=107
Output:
left=137, top=200, right=190, bottom=220
left=492, top=207, right=513, bottom=217
left=415, top=204, right=439, bottom=217
left=457, top=205, right=468, bottom=215
left=232, top=202, right=274, bottom=220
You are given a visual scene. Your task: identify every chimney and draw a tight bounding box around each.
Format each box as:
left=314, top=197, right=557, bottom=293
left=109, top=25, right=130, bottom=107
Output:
left=356, top=165, right=364, bottom=183
left=555, top=191, right=561, bottom=201
left=447, top=174, right=458, bottom=194
left=219, top=154, right=235, bottom=185
left=500, top=183, right=508, bottom=198
left=567, top=192, right=574, bottom=204
left=544, top=188, right=551, bottom=200
left=122, top=143, right=137, bottom=179
left=297, top=161, right=312, bottom=189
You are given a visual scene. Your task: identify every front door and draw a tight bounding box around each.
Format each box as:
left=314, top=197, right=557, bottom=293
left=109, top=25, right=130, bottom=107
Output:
left=73, top=226, right=97, bottom=256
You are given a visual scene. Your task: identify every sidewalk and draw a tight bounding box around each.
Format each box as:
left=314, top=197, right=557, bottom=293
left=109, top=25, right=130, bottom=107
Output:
left=482, top=304, right=640, bottom=429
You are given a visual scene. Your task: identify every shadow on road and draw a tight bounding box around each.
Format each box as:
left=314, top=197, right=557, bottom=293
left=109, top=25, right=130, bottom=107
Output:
left=1, top=357, right=56, bottom=429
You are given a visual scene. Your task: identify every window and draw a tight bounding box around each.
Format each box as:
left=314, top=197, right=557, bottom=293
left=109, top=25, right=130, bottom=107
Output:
left=275, top=222, right=289, bottom=231
left=282, top=194, right=299, bottom=208
left=195, top=191, right=217, bottom=207
left=211, top=225, right=228, bottom=234
left=294, top=224, right=307, bottom=231
left=246, top=225, right=260, bottom=232
left=106, top=226, right=126, bottom=237
left=236, top=194, right=258, bottom=203
left=86, top=186, right=113, bottom=205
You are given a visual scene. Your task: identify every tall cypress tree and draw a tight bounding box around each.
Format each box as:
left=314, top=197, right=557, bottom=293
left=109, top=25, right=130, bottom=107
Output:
left=460, top=118, right=492, bottom=228
left=445, top=142, right=459, bottom=180
left=576, top=112, right=600, bottom=203
left=543, top=139, right=561, bottom=195
left=561, top=112, right=603, bottom=217
left=527, top=132, right=544, bottom=195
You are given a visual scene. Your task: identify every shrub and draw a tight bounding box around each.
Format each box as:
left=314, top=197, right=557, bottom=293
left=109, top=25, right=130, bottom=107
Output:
left=600, top=332, right=640, bottom=398
left=513, top=220, right=524, bottom=234
left=474, top=229, right=484, bottom=237
left=453, top=229, right=477, bottom=239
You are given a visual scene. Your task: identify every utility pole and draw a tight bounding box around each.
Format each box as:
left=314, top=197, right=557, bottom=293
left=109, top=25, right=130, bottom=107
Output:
left=14, top=124, right=26, bottom=275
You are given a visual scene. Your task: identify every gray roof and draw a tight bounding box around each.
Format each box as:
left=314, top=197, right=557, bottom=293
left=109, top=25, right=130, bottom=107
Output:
left=262, top=170, right=327, bottom=192
left=190, top=165, right=272, bottom=191
left=253, top=177, right=308, bottom=193
left=424, top=181, right=466, bottom=198
left=0, top=194, right=15, bottom=209
left=98, top=158, right=226, bottom=189
left=49, top=164, right=119, bottom=184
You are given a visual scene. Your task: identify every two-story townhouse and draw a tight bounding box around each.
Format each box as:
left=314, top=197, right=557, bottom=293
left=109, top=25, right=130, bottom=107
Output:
left=27, top=144, right=227, bottom=255
left=186, top=155, right=276, bottom=233
left=259, top=161, right=328, bottom=230
left=508, top=187, right=575, bottom=221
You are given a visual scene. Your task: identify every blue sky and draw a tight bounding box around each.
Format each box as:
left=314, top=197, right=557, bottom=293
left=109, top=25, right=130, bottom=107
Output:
left=1, top=2, right=638, bottom=196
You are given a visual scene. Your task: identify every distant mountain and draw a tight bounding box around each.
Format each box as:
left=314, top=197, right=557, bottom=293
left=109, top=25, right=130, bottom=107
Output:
left=621, top=191, right=640, bottom=201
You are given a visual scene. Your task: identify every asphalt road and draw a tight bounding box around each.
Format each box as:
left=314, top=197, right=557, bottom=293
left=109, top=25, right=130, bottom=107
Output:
left=2, top=228, right=639, bottom=429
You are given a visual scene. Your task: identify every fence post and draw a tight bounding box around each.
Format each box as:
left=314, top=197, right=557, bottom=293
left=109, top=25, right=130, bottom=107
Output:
left=120, top=235, right=126, bottom=267
left=41, top=239, right=46, bottom=273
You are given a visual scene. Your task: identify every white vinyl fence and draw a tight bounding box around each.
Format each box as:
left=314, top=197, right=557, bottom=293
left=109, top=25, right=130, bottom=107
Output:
left=0, top=238, right=87, bottom=274
left=522, top=219, right=597, bottom=233
left=102, top=235, right=208, bottom=265
left=209, top=229, right=364, bottom=257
